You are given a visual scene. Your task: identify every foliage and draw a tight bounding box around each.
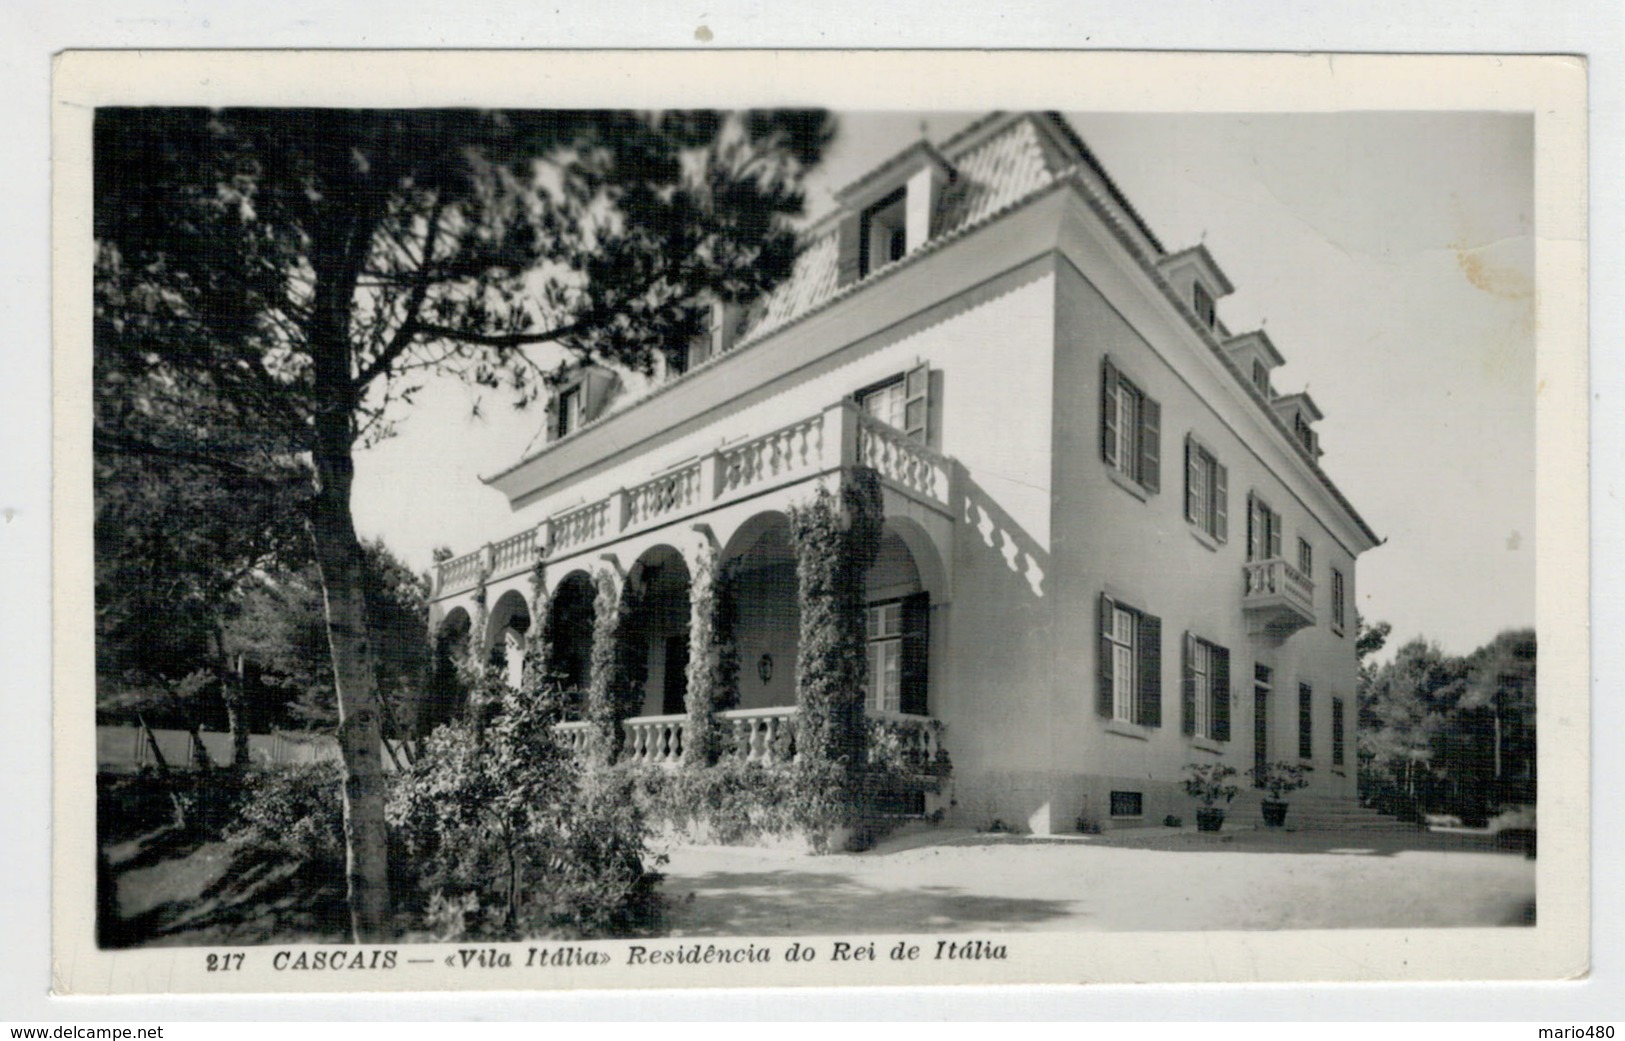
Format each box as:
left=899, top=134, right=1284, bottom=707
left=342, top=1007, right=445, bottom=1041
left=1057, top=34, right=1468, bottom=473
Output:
left=1248, top=760, right=1310, bottom=801
left=224, top=539, right=432, bottom=733
left=788, top=469, right=884, bottom=809
left=586, top=570, right=646, bottom=763
left=1163, top=815, right=1183, bottom=828
left=614, top=716, right=950, bottom=850
left=1357, top=629, right=1536, bottom=825
left=226, top=763, right=347, bottom=868
left=388, top=669, right=662, bottom=940
left=682, top=549, right=741, bottom=769
left=1181, top=763, right=1240, bottom=808
left=95, top=106, right=831, bottom=940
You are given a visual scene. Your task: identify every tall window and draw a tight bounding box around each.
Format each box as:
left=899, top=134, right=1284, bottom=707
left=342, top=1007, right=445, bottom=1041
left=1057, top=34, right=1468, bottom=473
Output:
left=1101, top=357, right=1161, bottom=494
left=866, top=602, right=904, bottom=714
left=865, top=593, right=930, bottom=716
left=1332, top=696, right=1346, bottom=766
left=1298, top=682, right=1314, bottom=760
left=1098, top=593, right=1161, bottom=727
left=1247, top=494, right=1284, bottom=562
left=1185, top=437, right=1228, bottom=540
left=856, top=363, right=930, bottom=443
left=1193, top=281, right=1217, bottom=328
left=859, top=378, right=906, bottom=429
left=1297, top=537, right=1313, bottom=577
left=1331, top=568, right=1347, bottom=633
left=1183, top=633, right=1231, bottom=741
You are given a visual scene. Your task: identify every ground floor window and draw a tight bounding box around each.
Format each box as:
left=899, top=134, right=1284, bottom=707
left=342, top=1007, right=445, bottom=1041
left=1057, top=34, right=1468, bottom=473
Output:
left=866, top=602, right=904, bottom=713
left=1110, top=791, right=1143, bottom=818
left=1183, top=634, right=1231, bottom=741
left=865, top=592, right=930, bottom=715
left=1098, top=593, right=1161, bottom=726
left=1332, top=696, right=1346, bottom=766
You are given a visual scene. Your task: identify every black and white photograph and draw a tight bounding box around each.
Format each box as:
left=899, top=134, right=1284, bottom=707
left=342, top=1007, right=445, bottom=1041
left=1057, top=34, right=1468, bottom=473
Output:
left=49, top=50, right=1587, bottom=995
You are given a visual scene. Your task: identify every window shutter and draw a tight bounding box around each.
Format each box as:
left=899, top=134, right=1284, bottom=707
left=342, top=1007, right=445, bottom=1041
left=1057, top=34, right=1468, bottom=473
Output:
left=1213, top=462, right=1229, bottom=542
left=1184, top=438, right=1197, bottom=524
left=1100, top=358, right=1119, bottom=467
left=1097, top=593, right=1115, bottom=718
left=1213, top=646, right=1231, bottom=742
left=581, top=368, right=620, bottom=424
left=836, top=213, right=864, bottom=287
left=1138, top=611, right=1161, bottom=727
left=1181, top=633, right=1196, bottom=736
left=1140, top=396, right=1161, bottom=493
left=903, top=362, right=930, bottom=444
left=1247, top=495, right=1259, bottom=560
left=900, top=592, right=930, bottom=716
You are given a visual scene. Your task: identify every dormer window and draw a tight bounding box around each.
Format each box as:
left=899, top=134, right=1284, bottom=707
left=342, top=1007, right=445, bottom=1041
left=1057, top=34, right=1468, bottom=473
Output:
left=1193, top=282, right=1217, bottom=328
left=861, top=188, right=908, bottom=278
left=834, top=142, right=954, bottom=288
left=1156, top=245, right=1233, bottom=335
left=1293, top=414, right=1315, bottom=453
left=1252, top=359, right=1271, bottom=397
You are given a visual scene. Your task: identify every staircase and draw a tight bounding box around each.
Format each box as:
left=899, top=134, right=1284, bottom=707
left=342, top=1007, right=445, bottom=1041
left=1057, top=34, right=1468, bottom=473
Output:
left=1262, top=793, right=1420, bottom=833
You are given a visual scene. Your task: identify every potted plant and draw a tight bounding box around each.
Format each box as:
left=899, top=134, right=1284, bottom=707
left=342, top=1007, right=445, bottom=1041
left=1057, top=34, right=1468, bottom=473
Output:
left=1249, top=760, right=1309, bottom=827
left=1181, top=763, right=1240, bottom=832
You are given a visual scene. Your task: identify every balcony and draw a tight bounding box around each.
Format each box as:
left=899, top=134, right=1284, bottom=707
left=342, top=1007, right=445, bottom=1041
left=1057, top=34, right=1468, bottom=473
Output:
left=1242, top=558, right=1316, bottom=638
left=435, top=399, right=955, bottom=596
left=556, top=707, right=942, bottom=769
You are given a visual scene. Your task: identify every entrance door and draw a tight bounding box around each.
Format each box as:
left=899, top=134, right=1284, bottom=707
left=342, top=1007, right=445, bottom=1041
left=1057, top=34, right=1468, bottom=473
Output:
left=662, top=633, right=690, bottom=716
left=1254, top=664, right=1272, bottom=778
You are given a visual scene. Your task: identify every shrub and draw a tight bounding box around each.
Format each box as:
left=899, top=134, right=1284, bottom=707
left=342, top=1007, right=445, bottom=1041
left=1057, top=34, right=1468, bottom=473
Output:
left=227, top=762, right=346, bottom=868
left=388, top=670, right=662, bottom=940
left=1248, top=760, right=1310, bottom=801
left=1181, top=762, right=1240, bottom=808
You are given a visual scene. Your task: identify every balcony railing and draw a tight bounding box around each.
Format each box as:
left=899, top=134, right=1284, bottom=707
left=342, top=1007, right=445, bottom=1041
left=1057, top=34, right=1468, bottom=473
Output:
left=436, top=400, right=955, bottom=596
left=1242, top=558, right=1316, bottom=638
left=555, top=706, right=940, bottom=769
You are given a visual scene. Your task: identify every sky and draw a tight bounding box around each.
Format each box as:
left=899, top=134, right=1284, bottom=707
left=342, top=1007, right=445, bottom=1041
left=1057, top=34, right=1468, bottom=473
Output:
left=351, top=110, right=1536, bottom=660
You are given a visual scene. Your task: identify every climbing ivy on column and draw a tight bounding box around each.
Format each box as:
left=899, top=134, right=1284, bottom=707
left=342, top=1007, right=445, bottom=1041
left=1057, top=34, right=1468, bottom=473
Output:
left=523, top=559, right=554, bottom=698
left=789, top=468, right=884, bottom=808
left=683, top=540, right=741, bottom=769
left=585, top=568, right=649, bottom=764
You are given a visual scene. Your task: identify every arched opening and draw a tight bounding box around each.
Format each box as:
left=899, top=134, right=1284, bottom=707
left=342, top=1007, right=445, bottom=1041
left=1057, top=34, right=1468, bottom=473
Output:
left=622, top=545, right=694, bottom=717
left=486, top=589, right=532, bottom=691
left=724, top=512, right=799, bottom=711
left=425, top=608, right=472, bottom=731
left=540, top=570, right=596, bottom=719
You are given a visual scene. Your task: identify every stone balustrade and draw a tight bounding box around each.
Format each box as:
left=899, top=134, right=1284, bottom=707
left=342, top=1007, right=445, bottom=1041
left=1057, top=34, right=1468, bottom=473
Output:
left=622, top=713, right=687, bottom=766
left=1242, top=557, right=1317, bottom=637
left=435, top=400, right=956, bottom=597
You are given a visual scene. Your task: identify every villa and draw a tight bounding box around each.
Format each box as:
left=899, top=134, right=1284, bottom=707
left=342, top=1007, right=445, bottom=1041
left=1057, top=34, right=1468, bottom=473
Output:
left=426, top=111, right=1381, bottom=834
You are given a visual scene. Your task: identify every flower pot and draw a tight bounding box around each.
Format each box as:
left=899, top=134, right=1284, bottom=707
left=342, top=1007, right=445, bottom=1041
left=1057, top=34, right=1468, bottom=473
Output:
left=1195, top=807, right=1226, bottom=833
left=1261, top=800, right=1289, bottom=827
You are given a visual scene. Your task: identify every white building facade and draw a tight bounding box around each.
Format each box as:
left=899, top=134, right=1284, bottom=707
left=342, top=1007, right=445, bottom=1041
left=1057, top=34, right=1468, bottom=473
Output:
left=428, top=112, right=1380, bottom=834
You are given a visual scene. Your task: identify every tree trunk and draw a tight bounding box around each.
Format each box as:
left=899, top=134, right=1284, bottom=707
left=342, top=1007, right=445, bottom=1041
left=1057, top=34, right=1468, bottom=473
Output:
left=232, top=655, right=251, bottom=768
left=307, top=175, right=392, bottom=943
left=309, top=430, right=392, bottom=943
